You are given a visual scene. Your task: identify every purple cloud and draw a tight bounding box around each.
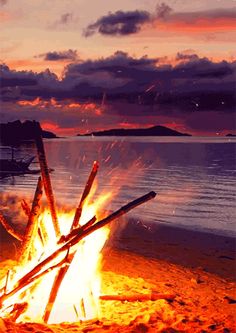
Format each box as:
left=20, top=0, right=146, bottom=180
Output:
left=37, top=49, right=78, bottom=61
left=84, top=10, right=150, bottom=37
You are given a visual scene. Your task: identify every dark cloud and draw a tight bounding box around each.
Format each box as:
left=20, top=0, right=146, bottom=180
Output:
left=84, top=10, right=150, bottom=37
left=0, top=0, right=7, bottom=6
left=37, top=49, right=78, bottom=61
left=176, top=52, right=200, bottom=62
left=57, top=12, right=73, bottom=25
left=155, top=2, right=173, bottom=19
left=1, top=53, right=235, bottom=129
left=50, top=12, right=74, bottom=29
left=84, top=3, right=236, bottom=37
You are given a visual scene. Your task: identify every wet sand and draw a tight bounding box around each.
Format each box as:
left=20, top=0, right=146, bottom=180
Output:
left=0, top=220, right=235, bottom=332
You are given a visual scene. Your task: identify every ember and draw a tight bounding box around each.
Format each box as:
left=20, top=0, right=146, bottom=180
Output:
left=0, top=129, right=156, bottom=324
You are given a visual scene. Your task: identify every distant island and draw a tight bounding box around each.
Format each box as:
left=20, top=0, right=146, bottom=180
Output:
left=226, top=133, right=236, bottom=137
left=0, top=120, right=57, bottom=146
left=78, top=125, right=191, bottom=137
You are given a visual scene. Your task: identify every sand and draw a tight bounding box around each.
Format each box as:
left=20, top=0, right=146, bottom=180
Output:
left=0, top=220, right=235, bottom=333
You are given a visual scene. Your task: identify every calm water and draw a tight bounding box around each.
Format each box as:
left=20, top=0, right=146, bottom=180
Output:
left=0, top=137, right=236, bottom=237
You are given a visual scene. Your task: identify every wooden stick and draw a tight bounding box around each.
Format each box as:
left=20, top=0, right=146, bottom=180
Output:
left=0, top=212, right=23, bottom=241
left=0, top=191, right=156, bottom=306
left=21, top=200, right=31, bottom=217
left=34, top=127, right=60, bottom=238
left=20, top=177, right=43, bottom=264
left=21, top=198, right=45, bottom=246
left=43, top=252, right=74, bottom=323
left=1, top=252, right=69, bottom=301
left=72, top=161, right=99, bottom=230
left=4, top=270, right=11, bottom=294
left=58, top=216, right=96, bottom=244
left=38, top=218, right=49, bottom=245
left=99, top=293, right=176, bottom=302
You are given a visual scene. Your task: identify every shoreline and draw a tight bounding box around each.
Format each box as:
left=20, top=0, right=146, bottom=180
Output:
left=107, top=219, right=236, bottom=281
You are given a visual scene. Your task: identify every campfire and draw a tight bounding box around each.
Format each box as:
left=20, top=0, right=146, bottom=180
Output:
left=0, top=129, right=156, bottom=324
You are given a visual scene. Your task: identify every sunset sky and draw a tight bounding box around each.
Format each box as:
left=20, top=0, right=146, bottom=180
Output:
left=0, top=0, right=236, bottom=135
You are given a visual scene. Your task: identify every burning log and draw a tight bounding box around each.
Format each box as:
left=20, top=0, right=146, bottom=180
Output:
left=58, top=216, right=97, bottom=244
left=0, top=212, right=23, bottom=241
left=0, top=191, right=156, bottom=309
left=72, top=161, right=99, bottom=229
left=9, top=302, right=28, bottom=321
left=34, top=127, right=60, bottom=238
left=20, top=177, right=43, bottom=264
left=44, top=162, right=99, bottom=322
left=99, top=293, right=176, bottom=302
left=42, top=253, right=74, bottom=322
left=21, top=199, right=31, bottom=217
left=4, top=270, right=11, bottom=294
left=21, top=193, right=47, bottom=246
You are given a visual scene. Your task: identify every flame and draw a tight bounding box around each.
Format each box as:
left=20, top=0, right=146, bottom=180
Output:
left=0, top=189, right=112, bottom=324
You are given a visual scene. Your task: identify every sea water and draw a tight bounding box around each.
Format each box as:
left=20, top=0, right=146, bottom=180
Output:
left=0, top=136, right=235, bottom=237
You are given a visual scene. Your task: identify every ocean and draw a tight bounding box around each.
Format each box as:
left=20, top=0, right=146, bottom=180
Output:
left=0, top=136, right=235, bottom=237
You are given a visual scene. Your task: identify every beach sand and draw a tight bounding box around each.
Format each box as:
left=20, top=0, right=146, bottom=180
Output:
left=0, top=220, right=235, bottom=333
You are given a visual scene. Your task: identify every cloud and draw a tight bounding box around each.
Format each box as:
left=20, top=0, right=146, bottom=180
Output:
left=0, top=0, right=7, bottom=6
left=84, top=3, right=236, bottom=37
left=155, top=2, right=173, bottom=19
left=176, top=52, right=200, bottom=62
left=1, top=53, right=235, bottom=106
left=37, top=49, right=78, bottom=61
left=84, top=10, right=150, bottom=37
left=1, top=52, right=235, bottom=135
left=50, top=12, right=75, bottom=29
left=59, top=12, right=73, bottom=25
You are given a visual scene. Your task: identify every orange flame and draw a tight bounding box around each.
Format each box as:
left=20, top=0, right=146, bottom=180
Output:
left=0, top=187, right=112, bottom=324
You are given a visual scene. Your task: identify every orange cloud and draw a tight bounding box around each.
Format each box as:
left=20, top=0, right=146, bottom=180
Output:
left=18, top=97, right=41, bottom=106
left=17, top=98, right=103, bottom=115
left=68, top=102, right=102, bottom=115
left=119, top=122, right=154, bottom=129
left=0, top=10, right=11, bottom=22
left=41, top=122, right=82, bottom=136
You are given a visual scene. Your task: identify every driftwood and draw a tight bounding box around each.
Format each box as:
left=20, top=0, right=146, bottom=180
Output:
left=0, top=191, right=156, bottom=307
left=20, top=177, right=43, bottom=263
left=72, top=161, right=99, bottom=229
left=34, top=128, right=60, bottom=238
left=100, top=293, right=176, bottom=302
left=0, top=212, right=23, bottom=241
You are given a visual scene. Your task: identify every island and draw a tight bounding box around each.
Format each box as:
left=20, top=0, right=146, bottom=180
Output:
left=0, top=120, right=57, bottom=146
left=78, top=125, right=191, bottom=137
